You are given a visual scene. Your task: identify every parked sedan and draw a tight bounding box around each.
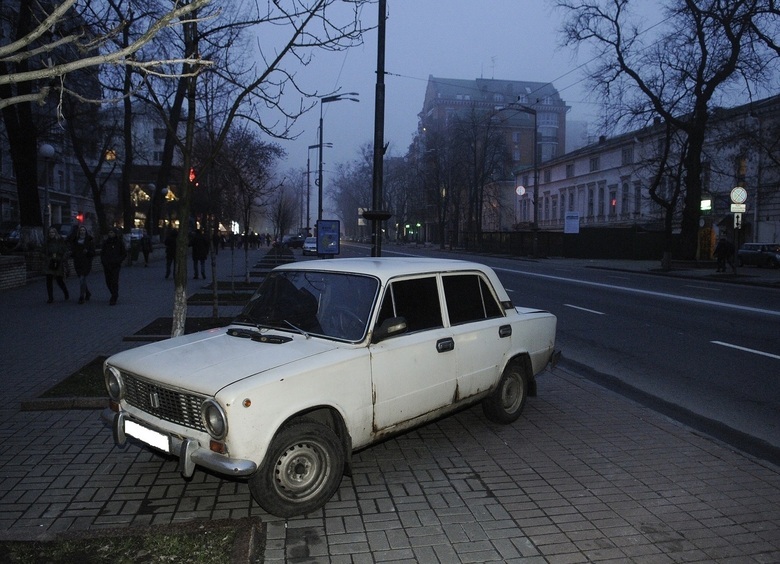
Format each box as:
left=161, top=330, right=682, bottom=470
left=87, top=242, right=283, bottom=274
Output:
left=281, top=234, right=304, bottom=249
left=738, top=243, right=780, bottom=268
left=104, top=258, right=558, bottom=517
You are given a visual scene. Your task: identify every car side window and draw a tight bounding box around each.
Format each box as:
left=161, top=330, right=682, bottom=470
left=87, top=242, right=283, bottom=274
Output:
left=443, top=274, right=503, bottom=325
left=376, top=277, right=443, bottom=333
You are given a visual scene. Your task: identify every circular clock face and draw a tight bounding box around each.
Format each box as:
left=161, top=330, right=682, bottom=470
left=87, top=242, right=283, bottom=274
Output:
left=730, top=187, right=747, bottom=204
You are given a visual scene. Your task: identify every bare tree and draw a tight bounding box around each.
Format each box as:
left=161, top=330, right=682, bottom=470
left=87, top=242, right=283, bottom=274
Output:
left=555, top=0, right=780, bottom=260
left=0, top=0, right=209, bottom=247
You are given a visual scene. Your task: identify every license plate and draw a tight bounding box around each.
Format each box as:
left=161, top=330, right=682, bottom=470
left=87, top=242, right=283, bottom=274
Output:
left=125, top=419, right=170, bottom=453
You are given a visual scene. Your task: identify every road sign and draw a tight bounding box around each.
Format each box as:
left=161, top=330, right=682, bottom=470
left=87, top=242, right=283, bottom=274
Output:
left=730, top=203, right=746, bottom=213
left=730, top=186, right=748, bottom=204
left=734, top=213, right=742, bottom=229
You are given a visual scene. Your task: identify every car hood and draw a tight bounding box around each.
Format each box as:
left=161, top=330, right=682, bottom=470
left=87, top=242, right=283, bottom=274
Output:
left=107, top=326, right=339, bottom=396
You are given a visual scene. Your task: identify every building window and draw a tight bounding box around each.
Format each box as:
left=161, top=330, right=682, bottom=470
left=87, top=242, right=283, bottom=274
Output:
left=551, top=195, right=558, bottom=222
left=587, top=188, right=594, bottom=217
left=566, top=163, right=574, bottom=178
left=543, top=169, right=551, bottom=183
left=568, top=190, right=576, bottom=212
left=634, top=183, right=642, bottom=215
left=512, top=131, right=520, bottom=143
left=589, top=156, right=600, bottom=172
left=621, top=146, right=634, bottom=165
left=512, top=150, right=520, bottom=162
left=622, top=182, right=629, bottom=215
left=609, top=187, right=617, bottom=216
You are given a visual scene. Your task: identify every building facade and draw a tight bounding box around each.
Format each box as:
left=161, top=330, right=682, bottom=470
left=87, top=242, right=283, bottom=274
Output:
left=502, top=95, right=780, bottom=250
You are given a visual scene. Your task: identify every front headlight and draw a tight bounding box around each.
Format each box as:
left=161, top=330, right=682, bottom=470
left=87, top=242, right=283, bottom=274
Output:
left=201, top=399, right=228, bottom=440
left=105, top=366, right=124, bottom=401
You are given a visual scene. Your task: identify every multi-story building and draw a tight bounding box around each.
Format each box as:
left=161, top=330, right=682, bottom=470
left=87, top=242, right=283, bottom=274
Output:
left=505, top=95, right=780, bottom=251
left=414, top=76, right=569, bottom=243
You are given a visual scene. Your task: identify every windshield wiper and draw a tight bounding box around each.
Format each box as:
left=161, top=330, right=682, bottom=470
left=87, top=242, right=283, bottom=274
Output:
left=283, top=320, right=310, bottom=339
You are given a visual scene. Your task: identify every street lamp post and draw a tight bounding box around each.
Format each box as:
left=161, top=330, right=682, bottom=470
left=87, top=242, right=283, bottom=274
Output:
left=318, top=93, right=359, bottom=224
left=308, top=143, right=330, bottom=236
left=39, top=143, right=55, bottom=232
left=508, top=100, right=539, bottom=257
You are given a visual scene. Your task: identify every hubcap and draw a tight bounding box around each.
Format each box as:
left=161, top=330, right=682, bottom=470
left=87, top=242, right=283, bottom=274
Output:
left=274, top=441, right=328, bottom=500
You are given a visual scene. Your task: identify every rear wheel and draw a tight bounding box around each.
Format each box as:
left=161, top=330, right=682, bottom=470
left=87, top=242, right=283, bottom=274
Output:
left=249, top=420, right=345, bottom=518
left=482, top=362, right=529, bottom=424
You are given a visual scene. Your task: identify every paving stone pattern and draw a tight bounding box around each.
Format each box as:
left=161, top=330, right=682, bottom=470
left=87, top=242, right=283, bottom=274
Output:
left=1, top=248, right=779, bottom=562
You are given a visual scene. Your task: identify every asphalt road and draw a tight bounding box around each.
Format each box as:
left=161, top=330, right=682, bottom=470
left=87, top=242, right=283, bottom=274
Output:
left=367, top=243, right=780, bottom=464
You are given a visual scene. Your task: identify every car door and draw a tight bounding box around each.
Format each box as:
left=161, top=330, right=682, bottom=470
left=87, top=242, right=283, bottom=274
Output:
left=442, top=272, right=511, bottom=400
left=369, top=275, right=457, bottom=432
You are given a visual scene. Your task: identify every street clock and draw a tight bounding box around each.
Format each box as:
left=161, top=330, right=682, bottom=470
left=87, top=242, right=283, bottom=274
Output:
left=730, top=186, right=748, bottom=204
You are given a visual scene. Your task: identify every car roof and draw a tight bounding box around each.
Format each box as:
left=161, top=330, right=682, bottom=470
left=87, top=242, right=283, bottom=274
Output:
left=274, top=257, right=497, bottom=281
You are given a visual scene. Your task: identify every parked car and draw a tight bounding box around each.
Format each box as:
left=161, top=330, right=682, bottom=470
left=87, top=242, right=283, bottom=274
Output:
left=302, top=236, right=317, bottom=256
left=737, top=243, right=780, bottom=268
left=104, top=258, right=559, bottom=517
left=281, top=234, right=304, bottom=249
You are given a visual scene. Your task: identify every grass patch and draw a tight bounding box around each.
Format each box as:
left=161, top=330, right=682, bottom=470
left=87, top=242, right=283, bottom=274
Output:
left=40, top=356, right=106, bottom=398
left=0, top=527, right=237, bottom=563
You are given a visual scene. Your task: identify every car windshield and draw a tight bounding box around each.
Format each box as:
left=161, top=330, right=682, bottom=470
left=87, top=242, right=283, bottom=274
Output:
left=236, top=270, right=379, bottom=341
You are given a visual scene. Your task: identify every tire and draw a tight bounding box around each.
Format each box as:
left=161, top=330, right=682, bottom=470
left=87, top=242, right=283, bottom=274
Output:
left=482, top=362, right=529, bottom=424
left=249, top=420, right=345, bottom=518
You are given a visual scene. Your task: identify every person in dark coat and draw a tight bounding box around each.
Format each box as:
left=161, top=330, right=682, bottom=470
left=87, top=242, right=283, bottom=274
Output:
left=140, top=229, right=153, bottom=266
left=101, top=227, right=127, bottom=305
left=714, top=236, right=735, bottom=273
left=164, top=229, right=177, bottom=279
left=69, top=225, right=95, bottom=304
left=43, top=226, right=70, bottom=303
left=190, top=228, right=209, bottom=279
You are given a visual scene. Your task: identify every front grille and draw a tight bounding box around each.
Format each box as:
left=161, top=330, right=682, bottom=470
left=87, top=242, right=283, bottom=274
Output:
left=122, top=371, right=207, bottom=432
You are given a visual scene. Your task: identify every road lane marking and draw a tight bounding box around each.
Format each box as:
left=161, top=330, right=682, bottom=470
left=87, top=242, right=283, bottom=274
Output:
left=492, top=267, right=780, bottom=318
left=685, top=284, right=722, bottom=291
left=564, top=304, right=606, bottom=315
left=711, top=341, right=780, bottom=361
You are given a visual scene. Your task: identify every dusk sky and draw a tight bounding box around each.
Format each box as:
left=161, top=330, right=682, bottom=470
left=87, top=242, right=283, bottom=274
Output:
left=273, top=1, right=665, bottom=217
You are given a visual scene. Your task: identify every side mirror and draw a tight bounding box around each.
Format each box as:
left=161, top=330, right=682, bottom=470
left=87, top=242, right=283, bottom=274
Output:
left=371, top=316, right=407, bottom=344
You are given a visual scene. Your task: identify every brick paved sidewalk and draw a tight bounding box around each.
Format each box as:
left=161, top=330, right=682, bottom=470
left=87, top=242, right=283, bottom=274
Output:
left=1, top=366, right=778, bottom=562
left=1, top=248, right=779, bottom=561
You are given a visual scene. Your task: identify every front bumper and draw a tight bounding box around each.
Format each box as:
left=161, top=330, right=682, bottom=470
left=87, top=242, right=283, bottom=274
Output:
left=103, top=408, right=257, bottom=478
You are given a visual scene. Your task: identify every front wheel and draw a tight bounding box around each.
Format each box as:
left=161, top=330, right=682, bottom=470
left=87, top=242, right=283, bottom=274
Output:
left=249, top=420, right=345, bottom=518
left=482, top=362, right=529, bottom=424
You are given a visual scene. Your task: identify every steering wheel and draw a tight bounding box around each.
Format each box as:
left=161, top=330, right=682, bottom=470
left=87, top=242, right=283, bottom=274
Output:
left=329, top=306, right=364, bottom=339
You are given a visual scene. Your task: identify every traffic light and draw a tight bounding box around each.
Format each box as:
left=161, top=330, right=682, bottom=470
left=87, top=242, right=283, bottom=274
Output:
left=189, top=167, right=198, bottom=187
left=76, top=212, right=84, bottom=223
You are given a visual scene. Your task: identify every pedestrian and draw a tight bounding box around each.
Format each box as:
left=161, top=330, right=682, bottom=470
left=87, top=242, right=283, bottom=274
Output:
left=101, top=227, right=127, bottom=305
left=714, top=236, right=735, bottom=273
left=43, top=226, right=70, bottom=303
left=164, top=229, right=177, bottom=279
left=190, top=228, right=209, bottom=279
left=140, top=228, right=153, bottom=266
left=69, top=225, right=95, bottom=304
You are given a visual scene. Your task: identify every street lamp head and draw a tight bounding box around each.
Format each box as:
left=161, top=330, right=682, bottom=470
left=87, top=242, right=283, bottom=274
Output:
left=39, top=143, right=55, bottom=159
left=321, top=92, right=360, bottom=104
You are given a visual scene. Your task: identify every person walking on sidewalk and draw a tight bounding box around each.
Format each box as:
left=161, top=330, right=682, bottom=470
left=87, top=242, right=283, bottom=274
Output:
left=140, top=228, right=152, bottom=266
left=714, top=236, right=736, bottom=273
left=101, top=227, right=127, bottom=305
left=164, top=228, right=177, bottom=279
left=43, top=226, right=70, bottom=303
left=69, top=225, right=95, bottom=304
left=190, top=228, right=209, bottom=279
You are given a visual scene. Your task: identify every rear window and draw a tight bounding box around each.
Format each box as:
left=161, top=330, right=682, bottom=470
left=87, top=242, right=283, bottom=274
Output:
left=443, top=274, right=503, bottom=325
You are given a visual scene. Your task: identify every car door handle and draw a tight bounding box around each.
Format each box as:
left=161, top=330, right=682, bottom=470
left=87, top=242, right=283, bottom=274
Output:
left=499, top=325, right=512, bottom=338
left=436, top=337, right=455, bottom=353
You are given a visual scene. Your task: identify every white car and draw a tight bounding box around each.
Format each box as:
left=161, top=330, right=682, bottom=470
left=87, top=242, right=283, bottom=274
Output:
left=104, top=258, right=558, bottom=517
left=302, top=236, right=317, bottom=256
